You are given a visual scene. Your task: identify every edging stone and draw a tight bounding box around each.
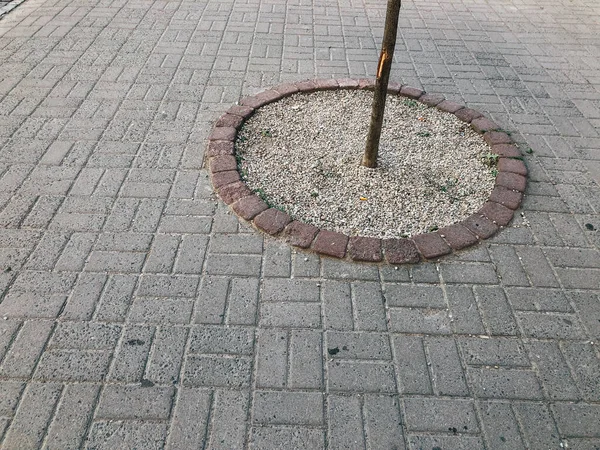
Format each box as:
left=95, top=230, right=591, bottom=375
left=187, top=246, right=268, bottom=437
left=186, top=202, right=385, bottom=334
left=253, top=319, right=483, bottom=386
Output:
left=206, top=79, right=528, bottom=264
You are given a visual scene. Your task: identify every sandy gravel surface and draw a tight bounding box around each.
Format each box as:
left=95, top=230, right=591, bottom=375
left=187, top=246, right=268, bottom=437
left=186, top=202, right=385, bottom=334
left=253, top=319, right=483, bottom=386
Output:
left=236, top=90, right=496, bottom=239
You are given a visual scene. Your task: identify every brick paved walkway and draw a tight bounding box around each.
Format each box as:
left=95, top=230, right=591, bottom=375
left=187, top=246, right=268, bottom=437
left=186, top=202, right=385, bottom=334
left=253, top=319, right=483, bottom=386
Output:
left=0, top=0, right=599, bottom=448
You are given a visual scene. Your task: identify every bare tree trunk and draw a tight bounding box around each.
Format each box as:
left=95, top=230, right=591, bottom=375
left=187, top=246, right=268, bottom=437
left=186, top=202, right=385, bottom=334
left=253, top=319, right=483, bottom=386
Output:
left=362, top=0, right=402, bottom=168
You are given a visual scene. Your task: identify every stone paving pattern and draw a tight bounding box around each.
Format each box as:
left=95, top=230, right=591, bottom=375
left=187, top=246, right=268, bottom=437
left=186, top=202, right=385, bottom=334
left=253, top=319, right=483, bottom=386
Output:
left=0, top=0, right=599, bottom=448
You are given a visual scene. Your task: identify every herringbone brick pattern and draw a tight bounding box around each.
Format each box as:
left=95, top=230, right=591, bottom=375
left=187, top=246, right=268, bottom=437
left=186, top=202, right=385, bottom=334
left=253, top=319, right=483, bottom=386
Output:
left=0, top=0, right=599, bottom=448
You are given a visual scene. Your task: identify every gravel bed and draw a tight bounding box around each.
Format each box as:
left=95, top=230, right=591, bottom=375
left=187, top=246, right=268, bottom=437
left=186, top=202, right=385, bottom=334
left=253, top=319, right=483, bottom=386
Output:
left=236, top=89, right=496, bottom=239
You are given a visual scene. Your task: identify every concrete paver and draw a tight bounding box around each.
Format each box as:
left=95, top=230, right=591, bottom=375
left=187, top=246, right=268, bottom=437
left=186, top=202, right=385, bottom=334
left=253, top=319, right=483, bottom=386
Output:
left=0, top=0, right=599, bottom=448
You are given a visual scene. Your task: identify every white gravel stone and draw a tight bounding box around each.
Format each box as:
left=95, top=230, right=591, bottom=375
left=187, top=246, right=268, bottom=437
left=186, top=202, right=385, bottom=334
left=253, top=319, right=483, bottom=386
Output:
left=236, top=89, right=495, bottom=239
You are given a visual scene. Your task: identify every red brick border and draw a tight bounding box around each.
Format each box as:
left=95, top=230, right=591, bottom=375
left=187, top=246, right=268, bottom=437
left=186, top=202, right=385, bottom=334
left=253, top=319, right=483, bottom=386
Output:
left=207, top=79, right=527, bottom=264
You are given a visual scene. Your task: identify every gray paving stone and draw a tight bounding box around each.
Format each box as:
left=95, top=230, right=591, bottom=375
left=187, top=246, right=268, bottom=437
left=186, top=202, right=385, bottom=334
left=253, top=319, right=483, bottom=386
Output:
left=489, top=245, right=531, bottom=286
left=440, top=262, right=500, bottom=284
left=328, top=360, right=396, bottom=393
left=328, top=395, right=365, bottom=449
left=254, top=324, right=288, bottom=388
left=478, top=401, right=526, bottom=449
left=568, top=291, right=600, bottom=339
left=552, top=403, right=600, bottom=438
left=210, top=233, right=263, bottom=254
left=383, top=284, right=446, bottom=308
left=60, top=273, right=106, bottom=321
left=352, top=282, right=387, bottom=332
left=327, top=331, right=391, bottom=360
left=426, top=337, right=470, bottom=396
left=207, top=389, right=250, bottom=449
left=183, top=355, right=252, bottom=388
left=289, top=329, right=323, bottom=389
left=363, top=395, right=405, bottom=449
left=1, top=382, right=62, bottom=450
left=321, top=258, right=379, bottom=280
left=253, top=391, right=324, bottom=425
left=516, top=246, right=560, bottom=287
left=86, top=421, right=168, bottom=450
left=138, top=274, right=199, bottom=298
left=516, top=311, right=585, bottom=339
left=292, top=251, right=321, bottom=278
left=468, top=367, right=543, bottom=400
left=34, top=349, right=112, bottom=381
left=504, top=287, right=572, bottom=312
left=512, top=402, right=562, bottom=450
left=0, top=292, right=67, bottom=319
left=409, top=263, right=440, bottom=283
left=322, top=281, right=353, bottom=330
left=96, top=385, right=174, bottom=420
left=206, top=253, right=262, bottom=276
left=260, top=302, right=321, bottom=328
left=261, top=278, right=321, bottom=303
left=227, top=277, right=260, bottom=325
left=474, top=285, right=518, bottom=336
left=145, top=326, right=188, bottom=385
left=460, top=336, right=529, bottom=367
left=388, top=307, right=451, bottom=334
left=0, top=381, right=23, bottom=417
left=0, top=320, right=54, bottom=378
left=188, top=326, right=254, bottom=355
left=109, top=325, right=154, bottom=383
left=407, top=435, right=485, bottom=450
left=44, top=383, right=100, bottom=449
left=249, top=426, right=325, bottom=449
left=560, top=341, right=600, bottom=401
left=194, top=276, right=228, bottom=324
left=445, top=285, right=487, bottom=334
left=166, top=387, right=211, bottom=450
left=94, top=274, right=137, bottom=322
left=403, top=397, right=479, bottom=433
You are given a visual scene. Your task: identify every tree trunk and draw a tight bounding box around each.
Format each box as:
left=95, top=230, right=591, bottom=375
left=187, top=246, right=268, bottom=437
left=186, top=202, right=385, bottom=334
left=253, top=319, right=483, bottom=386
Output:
left=362, top=0, right=402, bottom=168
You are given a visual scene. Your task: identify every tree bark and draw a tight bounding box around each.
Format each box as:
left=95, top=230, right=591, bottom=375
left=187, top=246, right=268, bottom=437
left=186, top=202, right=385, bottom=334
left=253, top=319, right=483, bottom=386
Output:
left=362, top=0, right=402, bottom=168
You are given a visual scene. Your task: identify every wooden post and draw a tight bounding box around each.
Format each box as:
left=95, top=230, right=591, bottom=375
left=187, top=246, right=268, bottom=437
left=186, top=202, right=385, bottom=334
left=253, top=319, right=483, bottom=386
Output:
left=362, top=0, right=402, bottom=168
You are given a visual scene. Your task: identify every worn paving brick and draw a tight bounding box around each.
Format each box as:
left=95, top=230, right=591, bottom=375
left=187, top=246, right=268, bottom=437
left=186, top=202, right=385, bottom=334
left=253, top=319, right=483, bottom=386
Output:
left=145, top=327, right=188, bottom=385
left=184, top=355, right=252, bottom=388
left=512, top=402, right=562, bottom=450
left=426, top=337, right=469, bottom=396
left=468, top=367, right=543, bottom=399
left=328, top=395, right=365, bottom=449
left=87, top=421, right=169, bottom=449
left=388, top=307, right=451, bottom=334
left=253, top=391, right=324, bottom=425
left=516, top=311, right=585, bottom=339
left=474, top=286, right=518, bottom=336
left=96, top=385, right=174, bottom=420
left=109, top=325, right=154, bottom=383
left=445, top=285, right=486, bottom=334
left=261, top=278, right=320, bottom=302
left=383, top=284, right=446, bottom=308
left=1, top=382, right=62, bottom=449
left=166, top=387, right=211, bottom=449
left=504, top=287, right=572, bottom=312
left=44, top=384, right=100, bottom=449
left=478, top=401, right=526, bottom=449
left=351, top=282, right=387, bottom=331
left=527, top=341, right=580, bottom=400
left=250, top=426, right=324, bottom=449
left=461, top=337, right=529, bottom=367
left=403, top=398, right=479, bottom=433
left=0, top=320, right=54, bottom=378
left=560, top=341, right=600, bottom=401
left=328, top=361, right=396, bottom=392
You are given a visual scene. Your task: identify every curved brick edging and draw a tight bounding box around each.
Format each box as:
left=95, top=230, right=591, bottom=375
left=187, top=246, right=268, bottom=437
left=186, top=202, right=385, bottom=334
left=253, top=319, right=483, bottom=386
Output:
left=207, top=79, right=528, bottom=264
